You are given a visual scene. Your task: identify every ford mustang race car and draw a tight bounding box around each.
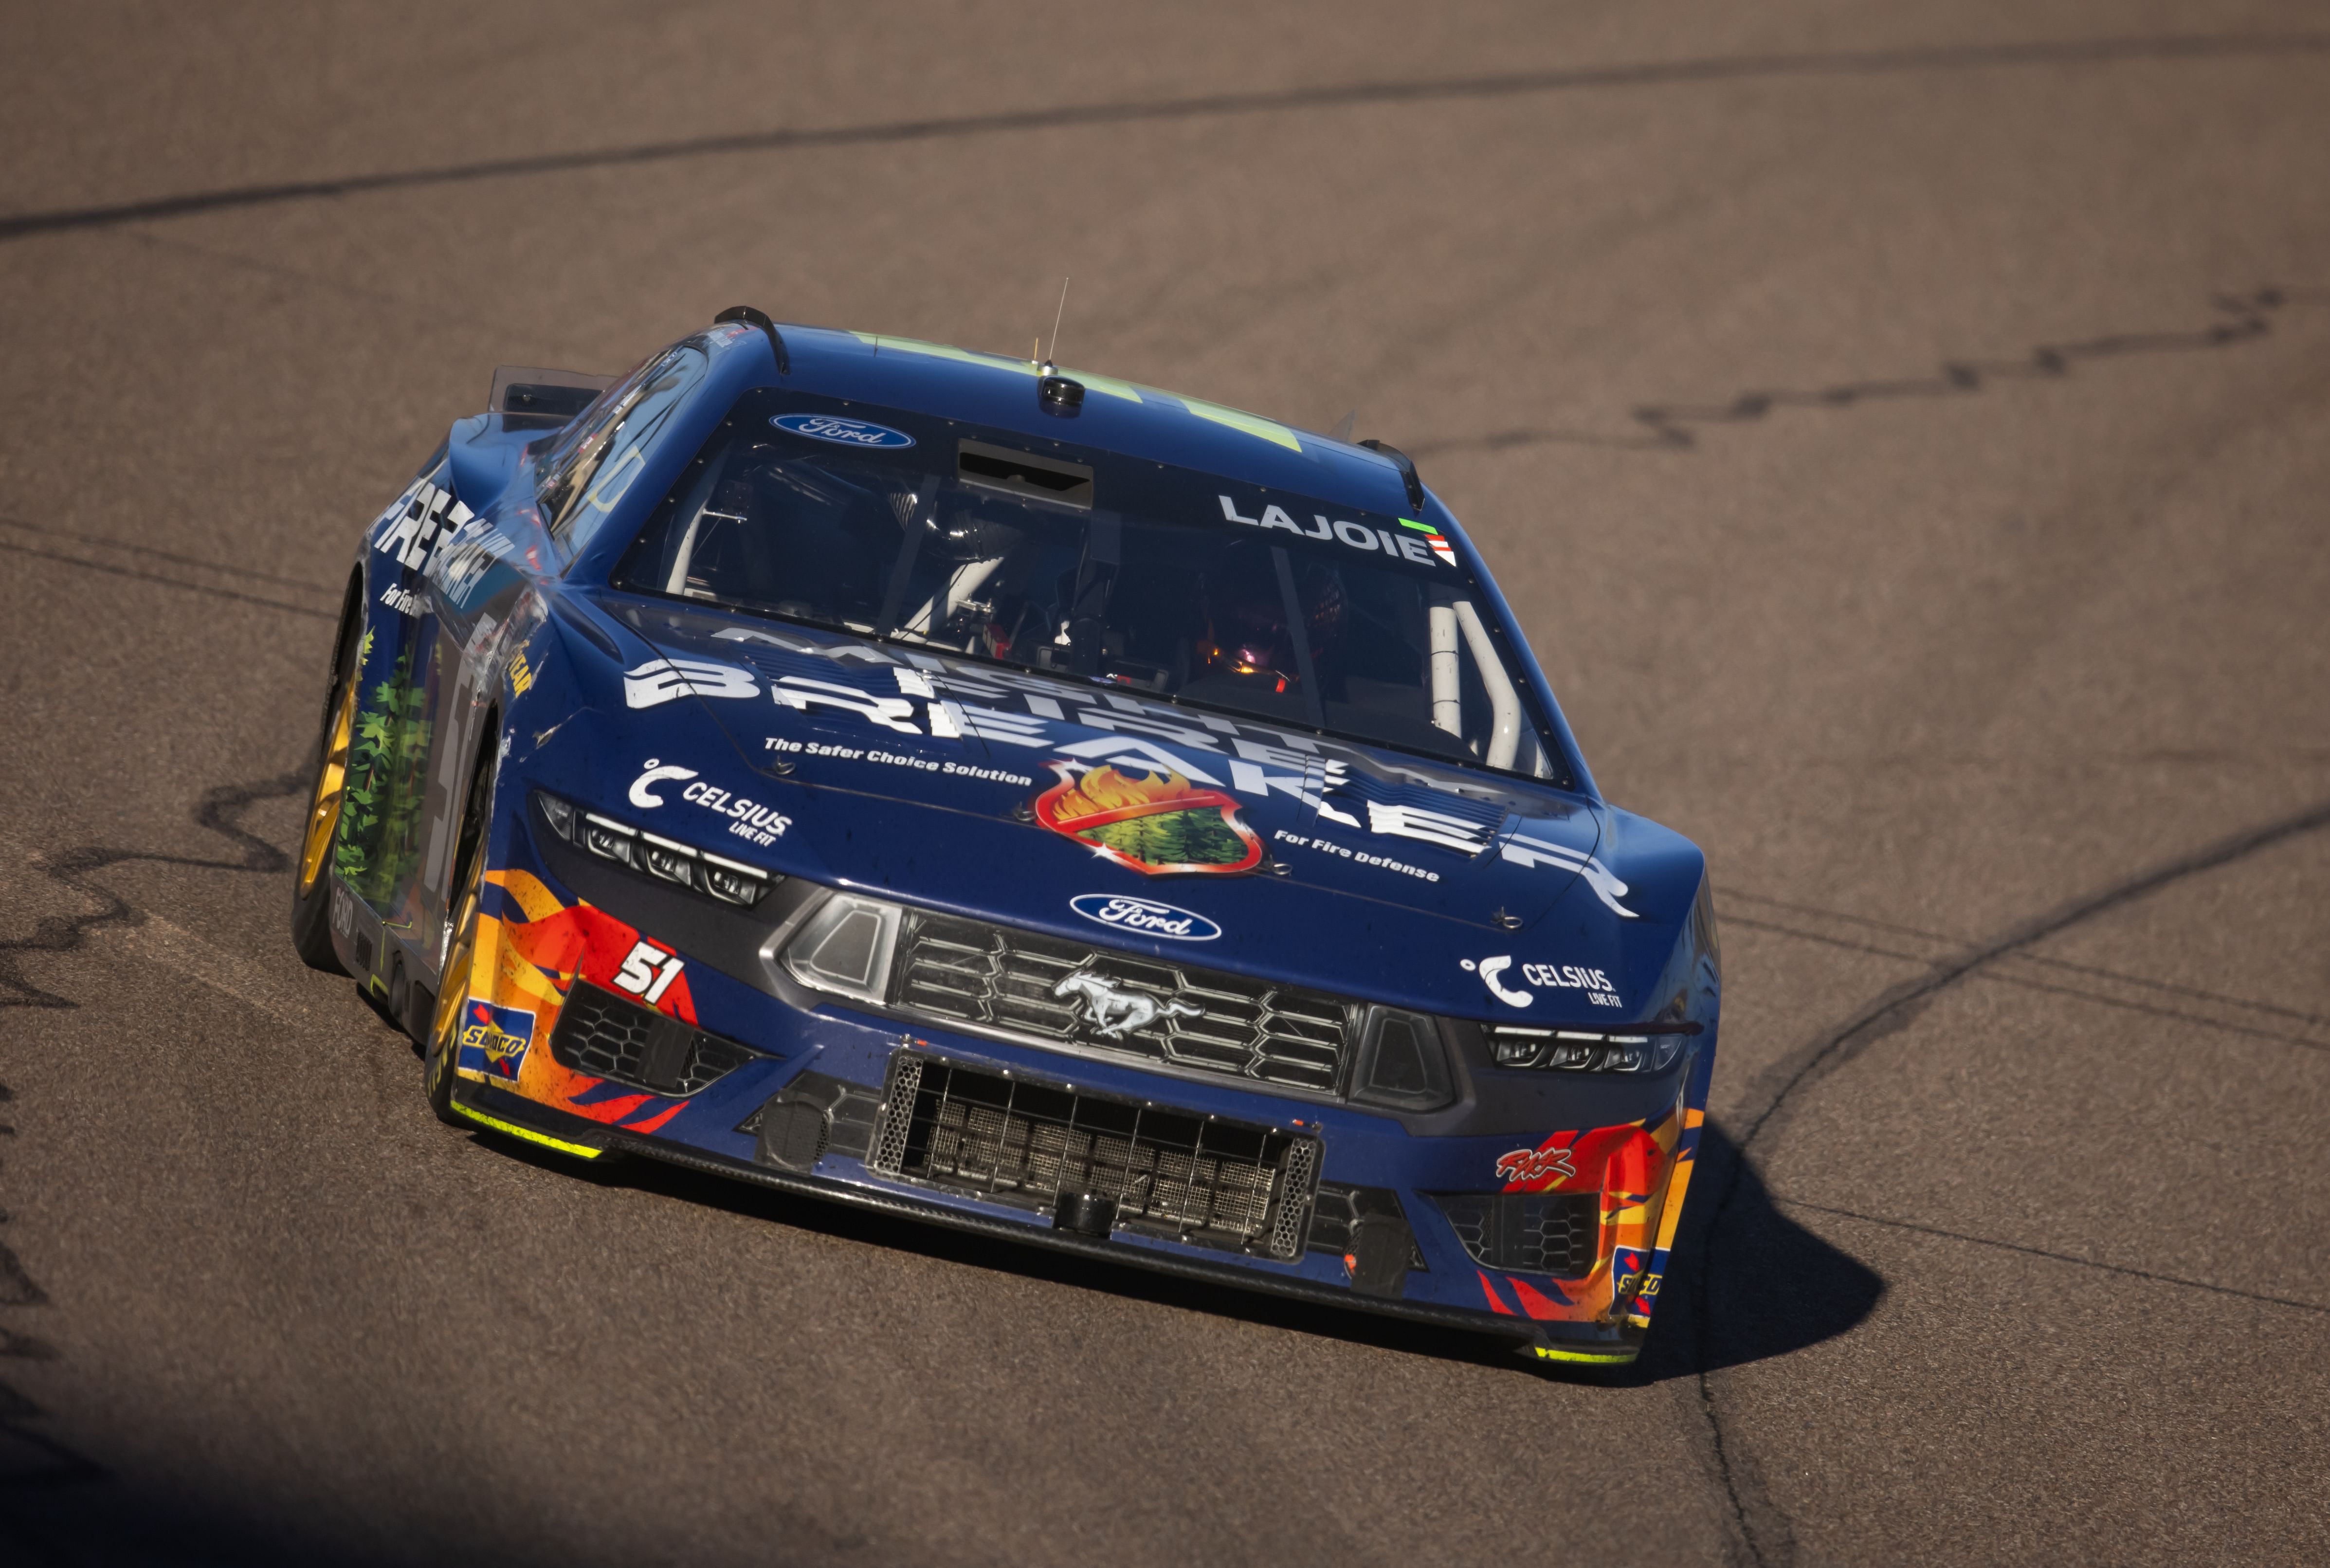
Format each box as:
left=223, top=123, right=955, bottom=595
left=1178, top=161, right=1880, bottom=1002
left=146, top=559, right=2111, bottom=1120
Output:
left=290, top=308, right=1721, bottom=1367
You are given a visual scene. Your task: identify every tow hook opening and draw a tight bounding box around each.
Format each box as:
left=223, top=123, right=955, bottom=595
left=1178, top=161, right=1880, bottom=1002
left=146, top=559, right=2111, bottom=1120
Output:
left=1053, top=1190, right=1117, bottom=1238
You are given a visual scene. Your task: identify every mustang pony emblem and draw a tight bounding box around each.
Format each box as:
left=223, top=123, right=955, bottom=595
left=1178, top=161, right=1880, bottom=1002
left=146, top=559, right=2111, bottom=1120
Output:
left=1054, top=970, right=1203, bottom=1038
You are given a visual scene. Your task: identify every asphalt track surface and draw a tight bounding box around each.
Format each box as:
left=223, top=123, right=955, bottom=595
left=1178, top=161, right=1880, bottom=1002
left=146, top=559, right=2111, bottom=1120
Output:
left=1, top=5, right=2326, bottom=1564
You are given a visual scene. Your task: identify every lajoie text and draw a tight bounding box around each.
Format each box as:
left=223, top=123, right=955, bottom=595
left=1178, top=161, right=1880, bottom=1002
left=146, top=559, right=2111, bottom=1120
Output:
left=1214, top=496, right=1460, bottom=568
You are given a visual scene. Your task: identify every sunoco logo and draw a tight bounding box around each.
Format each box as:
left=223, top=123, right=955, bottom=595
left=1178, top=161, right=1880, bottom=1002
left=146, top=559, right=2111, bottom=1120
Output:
left=1069, top=894, right=1221, bottom=943
left=770, top=413, right=915, bottom=449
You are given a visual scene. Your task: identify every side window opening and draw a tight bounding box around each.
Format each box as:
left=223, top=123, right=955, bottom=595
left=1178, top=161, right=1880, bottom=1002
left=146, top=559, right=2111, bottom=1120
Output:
left=533, top=342, right=710, bottom=558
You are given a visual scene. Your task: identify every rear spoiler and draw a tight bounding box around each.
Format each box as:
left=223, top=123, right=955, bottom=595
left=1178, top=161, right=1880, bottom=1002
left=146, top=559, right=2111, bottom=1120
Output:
left=488, top=365, right=614, bottom=427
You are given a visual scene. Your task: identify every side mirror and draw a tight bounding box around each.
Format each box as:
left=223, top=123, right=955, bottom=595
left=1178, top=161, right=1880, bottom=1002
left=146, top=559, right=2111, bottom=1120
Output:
left=488, top=365, right=614, bottom=428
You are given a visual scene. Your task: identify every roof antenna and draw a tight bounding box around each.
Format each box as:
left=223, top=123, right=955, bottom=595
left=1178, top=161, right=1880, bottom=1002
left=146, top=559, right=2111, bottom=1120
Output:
left=1329, top=409, right=1358, bottom=443
left=1041, top=275, right=1071, bottom=374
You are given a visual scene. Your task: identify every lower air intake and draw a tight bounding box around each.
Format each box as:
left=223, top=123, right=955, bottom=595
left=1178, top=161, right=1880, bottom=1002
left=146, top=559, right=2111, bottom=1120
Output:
left=870, top=1055, right=1320, bottom=1259
left=1434, top=1191, right=1601, bottom=1277
left=547, top=981, right=758, bottom=1097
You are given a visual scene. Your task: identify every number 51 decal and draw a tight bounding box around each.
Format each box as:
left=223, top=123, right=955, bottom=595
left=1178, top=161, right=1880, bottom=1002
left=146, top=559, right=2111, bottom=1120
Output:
left=612, top=940, right=685, bottom=1004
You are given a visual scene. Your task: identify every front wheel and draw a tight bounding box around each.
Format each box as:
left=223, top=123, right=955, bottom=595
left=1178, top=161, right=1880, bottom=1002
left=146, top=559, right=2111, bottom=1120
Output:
left=290, top=591, right=362, bottom=973
left=422, top=733, right=496, bottom=1127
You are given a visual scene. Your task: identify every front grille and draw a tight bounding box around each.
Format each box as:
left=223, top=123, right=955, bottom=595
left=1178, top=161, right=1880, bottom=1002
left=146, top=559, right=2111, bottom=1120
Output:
left=870, top=1055, right=1321, bottom=1258
left=1435, top=1191, right=1601, bottom=1277
left=548, top=981, right=759, bottom=1096
left=890, top=910, right=1349, bottom=1094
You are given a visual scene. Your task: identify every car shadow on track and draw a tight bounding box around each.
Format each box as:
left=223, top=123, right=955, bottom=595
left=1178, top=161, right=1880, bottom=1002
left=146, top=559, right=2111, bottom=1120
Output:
left=484, top=1117, right=1882, bottom=1384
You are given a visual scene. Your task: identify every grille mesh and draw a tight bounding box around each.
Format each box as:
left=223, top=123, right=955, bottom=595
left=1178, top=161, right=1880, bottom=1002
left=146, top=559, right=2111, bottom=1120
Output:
left=1435, top=1191, right=1601, bottom=1277
left=891, top=911, right=1349, bottom=1093
left=548, top=981, right=758, bottom=1096
left=871, top=1056, right=1319, bottom=1258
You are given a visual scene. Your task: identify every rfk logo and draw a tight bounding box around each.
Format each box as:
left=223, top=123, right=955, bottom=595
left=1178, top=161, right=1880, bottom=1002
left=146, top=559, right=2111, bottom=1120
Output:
left=1495, top=1144, right=1577, bottom=1185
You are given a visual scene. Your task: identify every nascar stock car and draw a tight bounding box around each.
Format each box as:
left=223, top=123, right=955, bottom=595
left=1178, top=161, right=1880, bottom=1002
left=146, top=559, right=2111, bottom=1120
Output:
left=289, top=307, right=1721, bottom=1367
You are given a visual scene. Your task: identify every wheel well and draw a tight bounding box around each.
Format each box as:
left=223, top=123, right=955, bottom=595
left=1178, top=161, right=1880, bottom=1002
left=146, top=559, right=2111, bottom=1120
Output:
left=449, top=704, right=502, bottom=896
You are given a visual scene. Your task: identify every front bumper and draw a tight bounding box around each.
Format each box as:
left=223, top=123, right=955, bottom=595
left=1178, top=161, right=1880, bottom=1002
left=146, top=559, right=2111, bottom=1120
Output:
left=448, top=820, right=1711, bottom=1367
left=446, top=1073, right=1647, bottom=1367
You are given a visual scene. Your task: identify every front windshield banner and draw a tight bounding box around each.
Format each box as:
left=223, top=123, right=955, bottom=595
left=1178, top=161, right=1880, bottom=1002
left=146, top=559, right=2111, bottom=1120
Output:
left=614, top=389, right=1566, bottom=783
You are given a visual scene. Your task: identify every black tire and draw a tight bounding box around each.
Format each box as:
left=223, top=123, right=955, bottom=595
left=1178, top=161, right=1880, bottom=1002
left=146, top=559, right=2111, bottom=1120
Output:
left=422, top=725, right=497, bottom=1127
left=289, top=584, right=364, bottom=973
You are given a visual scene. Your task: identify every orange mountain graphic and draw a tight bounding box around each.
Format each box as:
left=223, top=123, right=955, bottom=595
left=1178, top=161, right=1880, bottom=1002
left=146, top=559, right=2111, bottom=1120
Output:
left=1045, top=766, right=1206, bottom=823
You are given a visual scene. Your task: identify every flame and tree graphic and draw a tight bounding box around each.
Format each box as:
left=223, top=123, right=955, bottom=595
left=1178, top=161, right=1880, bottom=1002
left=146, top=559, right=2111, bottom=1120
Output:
left=1033, top=764, right=1262, bottom=876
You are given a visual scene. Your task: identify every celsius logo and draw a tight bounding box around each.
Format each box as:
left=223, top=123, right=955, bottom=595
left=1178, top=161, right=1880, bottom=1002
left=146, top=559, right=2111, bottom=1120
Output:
left=630, top=759, right=699, bottom=808
left=1463, top=955, right=1623, bottom=1009
left=1461, top=955, right=1532, bottom=1007
left=770, top=413, right=916, bottom=449
left=1069, top=894, right=1221, bottom=942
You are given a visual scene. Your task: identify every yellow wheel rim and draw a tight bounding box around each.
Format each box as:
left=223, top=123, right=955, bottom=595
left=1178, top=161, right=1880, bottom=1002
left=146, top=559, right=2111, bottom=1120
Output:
left=430, top=857, right=483, bottom=1066
left=299, top=671, right=358, bottom=893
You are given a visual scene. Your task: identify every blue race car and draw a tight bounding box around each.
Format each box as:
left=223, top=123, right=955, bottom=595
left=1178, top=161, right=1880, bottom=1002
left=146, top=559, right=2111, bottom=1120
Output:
left=290, top=308, right=1721, bottom=1367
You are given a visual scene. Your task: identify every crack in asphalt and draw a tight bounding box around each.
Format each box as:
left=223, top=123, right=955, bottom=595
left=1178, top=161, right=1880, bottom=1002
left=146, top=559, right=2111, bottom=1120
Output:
left=1411, top=288, right=2329, bottom=456
left=0, top=517, right=342, bottom=598
left=1769, top=1198, right=2330, bottom=1317
left=1, top=33, right=2322, bottom=244
left=1728, top=888, right=2330, bottom=1028
left=1690, top=794, right=2330, bottom=1566
left=1719, top=912, right=2329, bottom=1050
left=0, top=772, right=306, bottom=1533
left=0, top=536, right=338, bottom=621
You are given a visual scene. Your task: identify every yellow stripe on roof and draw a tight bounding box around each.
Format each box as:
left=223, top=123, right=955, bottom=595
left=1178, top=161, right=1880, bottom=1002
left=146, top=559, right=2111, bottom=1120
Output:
left=848, top=333, right=1311, bottom=454
left=850, top=333, right=1144, bottom=402
left=1172, top=395, right=1303, bottom=452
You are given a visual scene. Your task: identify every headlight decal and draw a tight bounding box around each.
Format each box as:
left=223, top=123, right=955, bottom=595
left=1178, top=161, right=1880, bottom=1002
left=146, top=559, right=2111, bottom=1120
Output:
left=533, top=790, right=775, bottom=909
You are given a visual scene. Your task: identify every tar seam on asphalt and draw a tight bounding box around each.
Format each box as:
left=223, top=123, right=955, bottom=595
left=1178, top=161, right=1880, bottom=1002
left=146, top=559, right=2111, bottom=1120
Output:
left=1690, top=794, right=2330, bottom=1566
left=1766, top=1198, right=2330, bottom=1317
left=0, top=33, right=2324, bottom=243
left=0, top=771, right=308, bottom=1526
left=0, top=536, right=338, bottom=620
left=0, top=517, right=342, bottom=599
left=1728, top=887, right=2329, bottom=1027
left=1409, top=288, right=2330, bottom=456
left=1717, top=913, right=2328, bottom=1049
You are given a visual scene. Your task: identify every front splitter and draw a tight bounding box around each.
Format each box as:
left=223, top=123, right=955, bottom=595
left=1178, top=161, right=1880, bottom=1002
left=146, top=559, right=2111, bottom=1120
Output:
left=451, top=1079, right=1645, bottom=1367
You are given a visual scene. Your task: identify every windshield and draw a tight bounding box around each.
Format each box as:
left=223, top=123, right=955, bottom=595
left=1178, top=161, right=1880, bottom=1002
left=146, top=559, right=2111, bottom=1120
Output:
left=613, top=390, right=1566, bottom=781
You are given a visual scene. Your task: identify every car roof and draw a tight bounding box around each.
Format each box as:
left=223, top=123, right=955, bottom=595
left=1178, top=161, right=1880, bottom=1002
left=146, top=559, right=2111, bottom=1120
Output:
left=765, top=322, right=1420, bottom=519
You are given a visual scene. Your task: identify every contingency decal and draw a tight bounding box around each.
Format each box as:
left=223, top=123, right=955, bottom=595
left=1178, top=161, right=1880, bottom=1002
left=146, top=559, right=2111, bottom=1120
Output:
left=1033, top=764, right=1263, bottom=876
left=457, top=1000, right=537, bottom=1083
left=627, top=759, right=791, bottom=847
left=1461, top=956, right=1622, bottom=1010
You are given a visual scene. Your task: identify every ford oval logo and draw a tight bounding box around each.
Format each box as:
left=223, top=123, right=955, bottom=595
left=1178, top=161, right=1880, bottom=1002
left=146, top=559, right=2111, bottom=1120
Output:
left=1069, top=894, right=1221, bottom=943
left=770, top=412, right=915, bottom=449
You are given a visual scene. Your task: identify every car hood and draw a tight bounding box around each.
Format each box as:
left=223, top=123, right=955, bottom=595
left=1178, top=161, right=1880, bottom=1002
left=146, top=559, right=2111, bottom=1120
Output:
left=539, top=592, right=1700, bottom=1022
